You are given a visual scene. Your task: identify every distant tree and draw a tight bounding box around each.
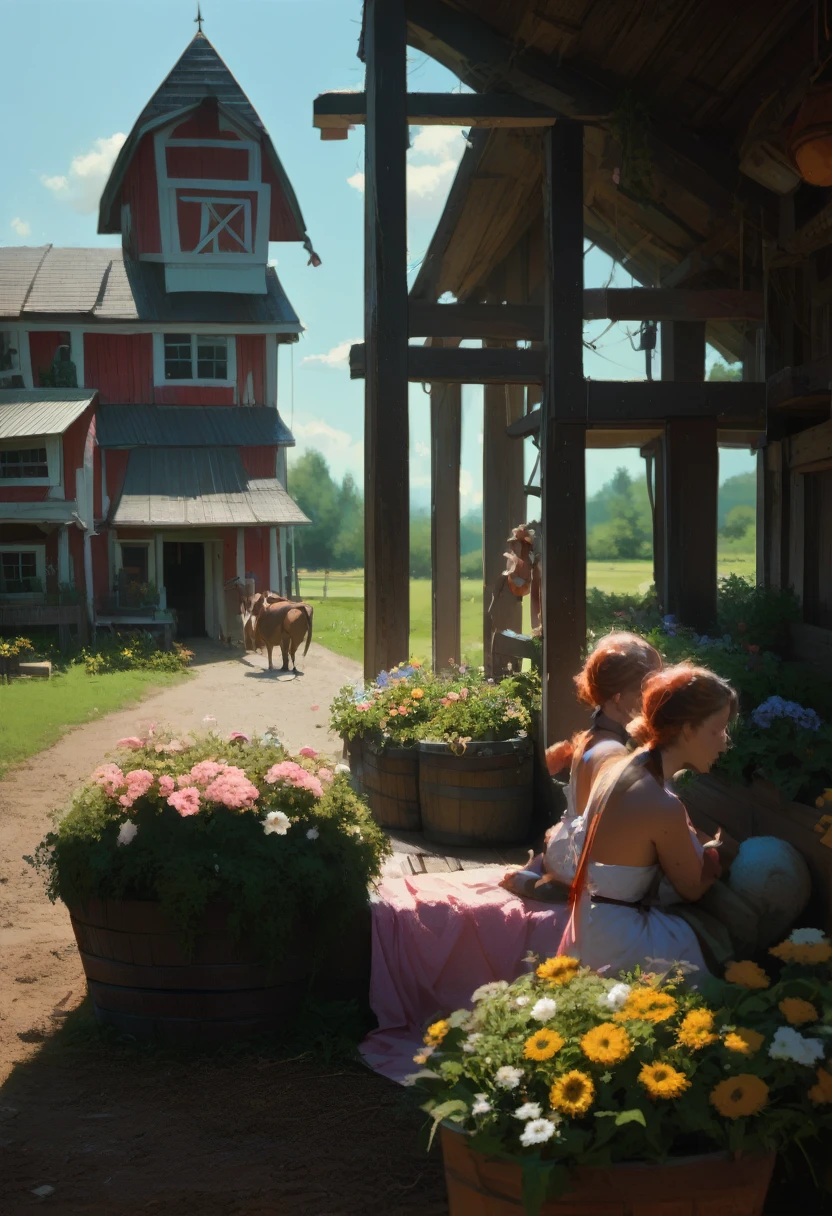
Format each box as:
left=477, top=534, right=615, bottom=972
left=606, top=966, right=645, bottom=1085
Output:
left=718, top=471, right=756, bottom=528
left=708, top=360, right=742, bottom=382
left=410, top=510, right=432, bottom=578
left=287, top=451, right=341, bottom=569
left=333, top=472, right=364, bottom=569
left=720, top=504, right=756, bottom=541
left=586, top=467, right=652, bottom=560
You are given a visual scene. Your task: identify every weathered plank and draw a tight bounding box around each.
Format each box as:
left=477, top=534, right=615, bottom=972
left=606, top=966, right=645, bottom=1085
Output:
left=314, top=90, right=558, bottom=130
left=431, top=367, right=462, bottom=671
left=350, top=342, right=544, bottom=384
left=363, top=0, right=410, bottom=678
left=504, top=383, right=766, bottom=433
left=666, top=417, right=719, bottom=630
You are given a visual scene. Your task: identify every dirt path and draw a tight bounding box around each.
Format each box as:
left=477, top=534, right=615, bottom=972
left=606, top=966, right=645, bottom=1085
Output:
left=0, top=640, right=361, bottom=1083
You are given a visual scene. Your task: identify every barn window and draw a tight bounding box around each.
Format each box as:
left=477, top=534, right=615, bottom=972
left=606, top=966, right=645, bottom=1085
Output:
left=0, top=446, right=49, bottom=479
left=0, top=330, right=24, bottom=387
left=157, top=334, right=235, bottom=386
left=0, top=546, right=45, bottom=595
left=164, top=335, right=195, bottom=380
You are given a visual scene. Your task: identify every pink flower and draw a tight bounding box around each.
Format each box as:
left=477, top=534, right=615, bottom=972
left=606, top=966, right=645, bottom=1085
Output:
left=92, top=764, right=125, bottom=797
left=168, top=787, right=201, bottom=817
left=155, top=740, right=185, bottom=754
left=356, top=702, right=372, bottom=712
left=459, top=688, right=469, bottom=700
left=310, top=705, right=320, bottom=712
left=203, top=765, right=259, bottom=810
left=447, top=692, right=460, bottom=702
left=298, top=747, right=319, bottom=759
left=229, top=732, right=250, bottom=743
left=440, top=697, right=450, bottom=707
left=317, top=767, right=334, bottom=784
left=118, top=769, right=156, bottom=809
left=158, top=774, right=176, bottom=797
left=264, top=761, right=324, bottom=799
left=188, top=760, right=227, bottom=787
left=117, top=737, right=144, bottom=751
left=389, top=707, right=399, bottom=716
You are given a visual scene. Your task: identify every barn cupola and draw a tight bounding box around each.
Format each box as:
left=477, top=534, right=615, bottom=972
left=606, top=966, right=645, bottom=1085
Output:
left=98, top=31, right=318, bottom=294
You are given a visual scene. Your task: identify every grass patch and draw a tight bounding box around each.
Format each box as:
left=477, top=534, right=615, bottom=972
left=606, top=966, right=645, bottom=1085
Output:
left=0, top=664, right=186, bottom=776
left=301, top=555, right=757, bottom=667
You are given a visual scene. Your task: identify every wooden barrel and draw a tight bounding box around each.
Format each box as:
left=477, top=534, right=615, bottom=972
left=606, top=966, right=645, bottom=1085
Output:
left=418, top=738, right=533, bottom=846
left=441, top=1126, right=775, bottom=1216
left=69, top=899, right=311, bottom=1045
left=349, top=737, right=421, bottom=831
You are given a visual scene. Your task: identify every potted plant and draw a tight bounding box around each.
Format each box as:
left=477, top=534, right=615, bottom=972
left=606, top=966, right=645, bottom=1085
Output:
left=411, top=934, right=832, bottom=1215
left=416, top=666, right=539, bottom=847
left=27, top=731, right=389, bottom=1043
left=0, top=634, right=34, bottom=681
left=331, top=661, right=434, bottom=831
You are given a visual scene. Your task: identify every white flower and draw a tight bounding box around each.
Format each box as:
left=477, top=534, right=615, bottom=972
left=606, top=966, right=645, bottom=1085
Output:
left=768, top=1026, right=825, bottom=1067
left=116, top=821, right=138, bottom=847
left=520, top=1119, right=557, bottom=1147
left=599, top=982, right=631, bottom=1011
left=514, top=1102, right=542, bottom=1121
left=263, top=811, right=291, bottom=836
left=462, top=1033, right=482, bottom=1053
left=306, top=827, right=320, bottom=840
left=514, top=996, right=530, bottom=1008
left=495, top=1066, right=523, bottom=1089
left=471, top=1093, right=491, bottom=1116
left=335, top=763, right=350, bottom=775
left=530, top=998, right=558, bottom=1022
left=789, top=927, right=826, bottom=945
left=471, top=981, right=509, bottom=1003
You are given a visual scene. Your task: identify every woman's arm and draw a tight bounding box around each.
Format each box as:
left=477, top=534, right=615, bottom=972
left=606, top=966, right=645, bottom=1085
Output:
left=650, top=793, right=720, bottom=902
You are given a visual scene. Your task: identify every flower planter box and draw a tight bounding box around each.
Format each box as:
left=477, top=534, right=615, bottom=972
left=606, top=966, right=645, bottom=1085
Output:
left=70, top=898, right=313, bottom=1045
left=440, top=1126, right=774, bottom=1216
left=347, top=736, right=421, bottom=831
left=418, top=737, right=533, bottom=847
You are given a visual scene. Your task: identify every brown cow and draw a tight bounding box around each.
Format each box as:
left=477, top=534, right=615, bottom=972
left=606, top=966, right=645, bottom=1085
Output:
left=249, top=593, right=314, bottom=672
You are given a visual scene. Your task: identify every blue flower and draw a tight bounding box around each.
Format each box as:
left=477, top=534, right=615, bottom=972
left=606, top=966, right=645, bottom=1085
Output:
left=751, top=696, right=822, bottom=731
left=375, top=670, right=390, bottom=688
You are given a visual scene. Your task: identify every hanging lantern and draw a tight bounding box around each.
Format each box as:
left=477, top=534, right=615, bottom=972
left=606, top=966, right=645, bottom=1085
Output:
left=790, top=82, right=832, bottom=186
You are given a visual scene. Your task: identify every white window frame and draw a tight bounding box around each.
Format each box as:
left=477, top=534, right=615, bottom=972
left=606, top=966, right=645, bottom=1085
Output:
left=115, top=539, right=155, bottom=586
left=0, top=329, right=26, bottom=386
left=153, top=333, right=237, bottom=388
left=0, top=435, right=62, bottom=487
left=0, top=542, right=46, bottom=598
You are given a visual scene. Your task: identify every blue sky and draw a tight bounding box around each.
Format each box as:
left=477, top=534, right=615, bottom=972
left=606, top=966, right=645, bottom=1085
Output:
left=0, top=0, right=754, bottom=509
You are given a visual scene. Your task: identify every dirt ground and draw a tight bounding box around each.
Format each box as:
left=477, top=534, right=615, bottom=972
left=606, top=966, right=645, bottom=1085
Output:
left=0, top=641, right=450, bottom=1215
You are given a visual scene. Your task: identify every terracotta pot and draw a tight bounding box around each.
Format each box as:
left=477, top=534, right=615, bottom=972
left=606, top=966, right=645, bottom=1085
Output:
left=440, top=1125, right=775, bottom=1215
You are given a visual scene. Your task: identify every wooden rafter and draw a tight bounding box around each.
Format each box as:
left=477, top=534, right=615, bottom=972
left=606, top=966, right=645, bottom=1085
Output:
left=313, top=90, right=558, bottom=133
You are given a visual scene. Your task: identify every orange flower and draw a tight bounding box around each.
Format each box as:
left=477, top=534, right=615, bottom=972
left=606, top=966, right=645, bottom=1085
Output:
left=411, top=688, right=425, bottom=700
left=808, top=1067, right=832, bottom=1106
left=536, top=956, right=580, bottom=986
left=779, top=997, right=819, bottom=1026
left=724, top=1028, right=764, bottom=1056
left=770, top=939, right=832, bottom=966
left=724, top=960, right=769, bottom=989
left=710, top=1075, right=768, bottom=1119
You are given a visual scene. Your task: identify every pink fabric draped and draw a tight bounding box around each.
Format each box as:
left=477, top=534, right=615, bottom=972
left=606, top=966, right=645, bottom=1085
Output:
left=359, top=867, right=569, bottom=1082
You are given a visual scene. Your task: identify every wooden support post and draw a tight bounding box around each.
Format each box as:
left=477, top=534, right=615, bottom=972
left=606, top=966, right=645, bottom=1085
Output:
left=363, top=0, right=410, bottom=678
left=430, top=372, right=461, bottom=671
left=541, top=121, right=586, bottom=746
left=661, top=321, right=706, bottom=382
left=665, top=417, right=718, bottom=630
left=483, top=351, right=525, bottom=675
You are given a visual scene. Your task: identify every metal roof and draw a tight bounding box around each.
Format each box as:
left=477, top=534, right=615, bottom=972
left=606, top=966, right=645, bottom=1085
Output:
left=112, top=446, right=310, bottom=528
left=0, top=389, right=96, bottom=439
left=97, top=404, right=295, bottom=448
left=0, top=246, right=301, bottom=329
left=97, top=33, right=318, bottom=264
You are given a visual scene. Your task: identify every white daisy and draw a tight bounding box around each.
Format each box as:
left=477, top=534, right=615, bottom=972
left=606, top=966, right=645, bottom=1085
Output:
left=789, top=928, right=826, bottom=945
left=471, top=1094, right=492, bottom=1116
left=471, top=980, right=509, bottom=1003
left=599, top=982, right=631, bottom=1010
left=462, top=1033, right=482, bottom=1054
left=494, top=1066, right=524, bottom=1089
left=513, top=1102, right=542, bottom=1121
left=263, top=811, right=291, bottom=836
left=769, top=1026, right=824, bottom=1067
left=514, top=996, right=530, bottom=1008
left=306, top=827, right=320, bottom=840
left=530, top=997, right=558, bottom=1022
left=116, top=821, right=138, bottom=847
left=520, top=1119, right=556, bottom=1147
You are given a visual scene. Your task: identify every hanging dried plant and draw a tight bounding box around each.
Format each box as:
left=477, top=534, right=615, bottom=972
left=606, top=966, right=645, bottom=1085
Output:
left=611, top=91, right=654, bottom=202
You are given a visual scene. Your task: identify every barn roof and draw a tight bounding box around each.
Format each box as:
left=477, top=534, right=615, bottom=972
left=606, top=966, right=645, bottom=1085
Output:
left=0, top=389, right=96, bottom=439
left=111, top=446, right=310, bottom=528
left=97, top=404, right=295, bottom=448
left=0, top=246, right=301, bottom=331
left=98, top=33, right=318, bottom=263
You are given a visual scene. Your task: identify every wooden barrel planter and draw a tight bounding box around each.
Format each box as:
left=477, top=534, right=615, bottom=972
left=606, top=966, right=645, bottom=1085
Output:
left=69, top=898, right=313, bottom=1045
left=418, top=738, right=533, bottom=846
left=348, top=735, right=421, bottom=831
left=441, top=1126, right=775, bottom=1216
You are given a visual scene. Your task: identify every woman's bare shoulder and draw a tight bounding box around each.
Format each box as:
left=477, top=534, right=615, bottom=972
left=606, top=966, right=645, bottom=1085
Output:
left=616, top=767, right=679, bottom=816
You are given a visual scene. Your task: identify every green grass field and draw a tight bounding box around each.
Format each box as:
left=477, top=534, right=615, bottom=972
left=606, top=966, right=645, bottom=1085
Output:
left=299, top=553, right=756, bottom=666
left=0, top=666, right=186, bottom=776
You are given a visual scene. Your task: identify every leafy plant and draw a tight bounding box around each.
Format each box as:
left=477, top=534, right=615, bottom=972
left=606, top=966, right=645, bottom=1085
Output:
left=27, top=732, right=389, bottom=969
left=0, top=635, right=34, bottom=658
left=330, top=661, right=436, bottom=746
left=83, top=632, right=193, bottom=675
left=611, top=91, right=654, bottom=202
left=419, top=667, right=540, bottom=751
left=413, top=935, right=832, bottom=1215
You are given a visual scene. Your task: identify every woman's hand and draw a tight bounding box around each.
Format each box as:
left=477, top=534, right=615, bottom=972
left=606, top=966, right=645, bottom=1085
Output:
left=702, top=846, right=722, bottom=881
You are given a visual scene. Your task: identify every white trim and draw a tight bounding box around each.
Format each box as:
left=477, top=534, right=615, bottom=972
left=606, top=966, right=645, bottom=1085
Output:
left=17, top=321, right=302, bottom=335
left=0, top=542, right=47, bottom=596
left=0, top=500, right=77, bottom=524
left=152, top=332, right=237, bottom=388
left=115, top=537, right=154, bottom=583
left=65, top=327, right=85, bottom=388
left=100, top=449, right=109, bottom=517
left=0, top=435, right=61, bottom=488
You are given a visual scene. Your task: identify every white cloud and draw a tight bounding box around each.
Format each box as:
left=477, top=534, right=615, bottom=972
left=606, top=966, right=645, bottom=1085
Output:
left=10, top=217, right=31, bottom=237
left=347, top=124, right=467, bottom=214
left=414, top=441, right=430, bottom=458
left=300, top=338, right=359, bottom=369
left=41, top=132, right=127, bottom=215
left=291, top=417, right=364, bottom=482
left=459, top=468, right=482, bottom=508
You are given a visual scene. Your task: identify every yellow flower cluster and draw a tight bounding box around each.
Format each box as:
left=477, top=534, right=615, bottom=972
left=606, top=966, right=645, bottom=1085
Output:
left=676, top=1008, right=717, bottom=1050
left=424, top=1019, right=449, bottom=1046
left=724, top=960, right=770, bottom=989
left=524, top=1028, right=564, bottom=1061
left=639, top=1062, right=690, bottom=1100
left=536, top=955, right=580, bottom=986
left=724, top=1028, right=764, bottom=1055
left=808, top=1067, right=832, bottom=1106
left=710, top=1074, right=769, bottom=1119
left=770, top=939, right=832, bottom=966
left=581, top=1023, right=632, bottom=1065
left=550, top=1070, right=594, bottom=1117
left=778, top=997, right=818, bottom=1026
left=613, top=988, right=678, bottom=1024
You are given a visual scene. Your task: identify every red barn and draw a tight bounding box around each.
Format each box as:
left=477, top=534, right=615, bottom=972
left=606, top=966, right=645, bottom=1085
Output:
left=0, top=31, right=312, bottom=641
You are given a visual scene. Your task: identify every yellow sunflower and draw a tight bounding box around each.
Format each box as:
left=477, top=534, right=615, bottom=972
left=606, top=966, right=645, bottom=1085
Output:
left=638, top=1062, right=691, bottom=1100
left=613, top=989, right=678, bottom=1024
left=424, top=1019, right=449, bottom=1045
left=724, top=1028, right=764, bottom=1056
left=676, top=1008, right=717, bottom=1050
left=724, top=960, right=770, bottom=989
left=808, top=1067, right=832, bottom=1106
left=550, top=1070, right=595, bottom=1118
left=779, top=997, right=819, bottom=1026
left=710, top=1074, right=769, bottom=1119
left=524, top=1028, right=565, bottom=1061
left=770, top=939, right=832, bottom=966
left=581, top=1023, right=633, bottom=1066
left=536, top=956, right=580, bottom=986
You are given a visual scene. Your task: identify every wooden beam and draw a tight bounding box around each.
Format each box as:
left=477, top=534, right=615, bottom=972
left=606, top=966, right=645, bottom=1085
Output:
left=314, top=90, right=557, bottom=131
left=363, top=0, right=410, bottom=678
left=768, top=356, right=832, bottom=411
left=430, top=374, right=462, bottom=671
left=542, top=121, right=586, bottom=746
left=349, top=343, right=543, bottom=384
left=504, top=383, right=766, bottom=432
left=661, top=321, right=706, bottom=382
left=410, top=302, right=541, bottom=340
left=665, top=417, right=719, bottom=630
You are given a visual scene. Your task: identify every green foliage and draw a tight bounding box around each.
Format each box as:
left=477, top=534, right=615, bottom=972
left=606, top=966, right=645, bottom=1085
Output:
left=460, top=548, right=482, bottom=579
left=83, top=633, right=194, bottom=675
left=716, top=574, right=800, bottom=652
left=414, top=946, right=832, bottom=1210
left=586, top=468, right=652, bottom=561
left=718, top=472, right=756, bottom=528
left=27, top=733, right=389, bottom=970
left=720, top=504, right=755, bottom=542
left=611, top=91, right=653, bottom=201
left=0, top=634, right=34, bottom=658
left=707, top=361, right=742, bottom=382
left=332, top=472, right=364, bottom=568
